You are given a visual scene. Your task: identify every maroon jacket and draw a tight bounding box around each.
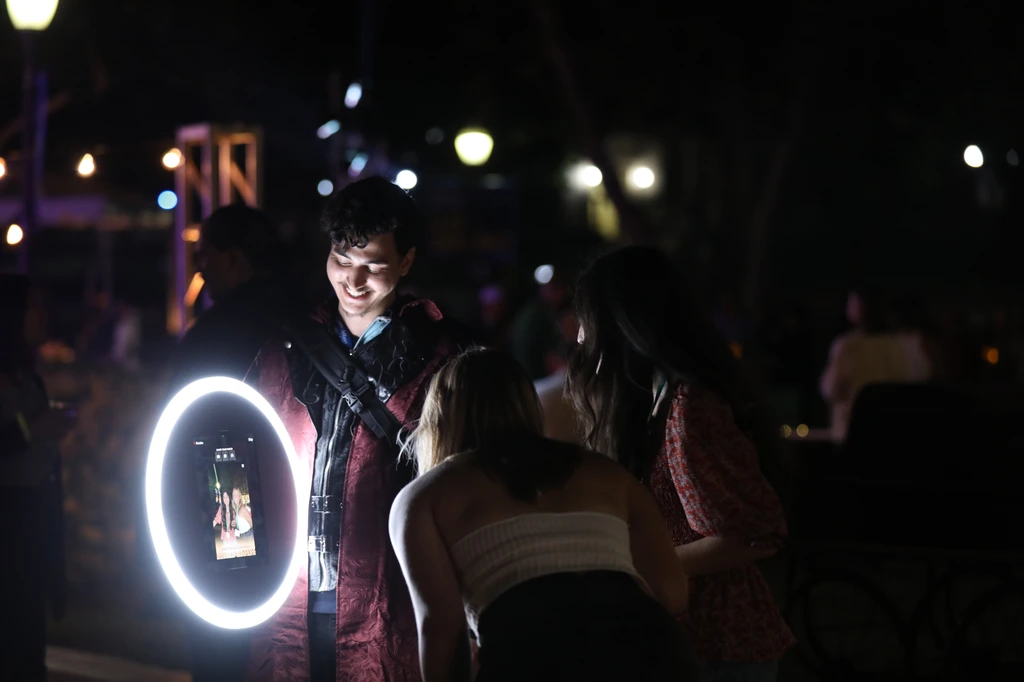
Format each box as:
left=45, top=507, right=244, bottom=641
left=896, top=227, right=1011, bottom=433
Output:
left=244, top=298, right=465, bottom=682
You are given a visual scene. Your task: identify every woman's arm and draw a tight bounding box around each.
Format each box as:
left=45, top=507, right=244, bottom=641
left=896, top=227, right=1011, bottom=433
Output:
left=389, top=483, right=470, bottom=682
left=625, top=472, right=689, bottom=616
left=674, top=537, right=777, bottom=576
left=663, top=387, right=788, bottom=574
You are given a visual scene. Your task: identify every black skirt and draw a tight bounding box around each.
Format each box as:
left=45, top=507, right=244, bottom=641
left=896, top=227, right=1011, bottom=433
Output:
left=475, top=570, right=694, bottom=682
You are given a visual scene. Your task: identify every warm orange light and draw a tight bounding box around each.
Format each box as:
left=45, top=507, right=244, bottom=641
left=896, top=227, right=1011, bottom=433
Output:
left=162, top=148, right=183, bottom=170
left=77, top=153, right=96, bottom=177
left=983, top=347, right=999, bottom=365
left=6, top=223, right=24, bottom=245
left=730, top=342, right=743, bottom=358
left=184, top=273, right=205, bottom=306
left=0, top=157, right=7, bottom=179
left=182, top=227, right=200, bottom=242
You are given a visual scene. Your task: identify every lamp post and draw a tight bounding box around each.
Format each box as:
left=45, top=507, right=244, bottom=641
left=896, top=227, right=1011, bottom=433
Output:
left=6, top=0, right=59, bottom=274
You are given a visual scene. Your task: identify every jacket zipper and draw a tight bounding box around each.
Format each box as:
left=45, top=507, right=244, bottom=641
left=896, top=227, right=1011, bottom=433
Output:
left=318, top=404, right=343, bottom=588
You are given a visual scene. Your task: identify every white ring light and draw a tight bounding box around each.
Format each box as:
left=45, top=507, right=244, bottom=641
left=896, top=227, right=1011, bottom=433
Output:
left=145, top=377, right=305, bottom=629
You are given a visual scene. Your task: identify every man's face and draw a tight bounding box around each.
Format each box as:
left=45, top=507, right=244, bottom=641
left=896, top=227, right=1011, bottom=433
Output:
left=326, top=233, right=415, bottom=323
left=194, top=238, right=234, bottom=302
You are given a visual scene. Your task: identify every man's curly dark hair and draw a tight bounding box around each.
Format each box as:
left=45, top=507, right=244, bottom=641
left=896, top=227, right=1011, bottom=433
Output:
left=320, top=176, right=423, bottom=255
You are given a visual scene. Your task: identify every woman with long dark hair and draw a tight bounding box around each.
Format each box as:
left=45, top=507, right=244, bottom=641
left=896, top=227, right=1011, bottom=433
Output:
left=566, top=246, right=794, bottom=682
left=213, top=490, right=236, bottom=544
left=389, top=348, right=693, bottom=682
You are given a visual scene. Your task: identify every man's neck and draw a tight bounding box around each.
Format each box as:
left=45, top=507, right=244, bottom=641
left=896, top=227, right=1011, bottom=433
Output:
left=339, top=294, right=397, bottom=338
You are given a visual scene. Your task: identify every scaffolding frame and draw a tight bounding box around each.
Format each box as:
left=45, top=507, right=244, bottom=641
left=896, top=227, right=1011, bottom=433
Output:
left=168, top=123, right=263, bottom=336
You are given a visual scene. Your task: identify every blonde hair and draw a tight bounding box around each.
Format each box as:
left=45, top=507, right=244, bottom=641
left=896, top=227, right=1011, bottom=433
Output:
left=406, top=348, right=544, bottom=476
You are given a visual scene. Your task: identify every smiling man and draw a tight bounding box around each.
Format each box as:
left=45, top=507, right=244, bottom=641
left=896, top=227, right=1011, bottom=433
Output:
left=244, top=177, right=468, bottom=682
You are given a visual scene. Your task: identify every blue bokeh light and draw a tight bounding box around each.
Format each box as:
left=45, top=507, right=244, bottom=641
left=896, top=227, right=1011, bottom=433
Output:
left=158, top=191, right=178, bottom=210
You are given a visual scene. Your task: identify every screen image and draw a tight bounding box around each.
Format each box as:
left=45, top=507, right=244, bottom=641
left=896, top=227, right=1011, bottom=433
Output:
left=192, top=432, right=267, bottom=570
left=205, top=453, right=257, bottom=560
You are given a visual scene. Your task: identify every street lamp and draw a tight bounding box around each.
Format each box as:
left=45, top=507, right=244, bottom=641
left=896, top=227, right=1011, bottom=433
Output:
left=454, top=128, right=493, bottom=166
left=7, top=0, right=60, bottom=274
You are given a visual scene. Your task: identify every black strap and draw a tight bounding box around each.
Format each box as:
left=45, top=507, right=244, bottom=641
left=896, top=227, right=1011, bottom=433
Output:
left=282, top=316, right=403, bottom=449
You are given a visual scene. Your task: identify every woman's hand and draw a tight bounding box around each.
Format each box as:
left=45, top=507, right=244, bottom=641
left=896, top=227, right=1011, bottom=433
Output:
left=674, top=536, right=778, bottom=576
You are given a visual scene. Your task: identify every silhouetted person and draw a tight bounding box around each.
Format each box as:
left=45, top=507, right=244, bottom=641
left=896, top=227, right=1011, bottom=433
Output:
left=164, top=204, right=300, bottom=682
left=820, top=289, right=932, bottom=439
left=75, top=290, right=118, bottom=364
left=509, top=269, right=570, bottom=380
left=168, top=203, right=302, bottom=392
left=534, top=305, right=583, bottom=444
left=1, top=276, right=70, bottom=682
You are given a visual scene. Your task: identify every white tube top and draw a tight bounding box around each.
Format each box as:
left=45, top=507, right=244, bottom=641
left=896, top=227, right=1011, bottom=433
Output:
left=449, top=511, right=642, bottom=634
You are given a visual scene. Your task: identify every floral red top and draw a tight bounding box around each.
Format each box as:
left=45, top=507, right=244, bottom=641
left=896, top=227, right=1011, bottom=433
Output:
left=647, top=383, right=795, bottom=663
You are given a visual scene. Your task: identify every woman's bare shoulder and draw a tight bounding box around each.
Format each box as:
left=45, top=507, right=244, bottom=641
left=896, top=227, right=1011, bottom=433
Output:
left=395, top=455, right=471, bottom=505
left=576, top=449, right=634, bottom=483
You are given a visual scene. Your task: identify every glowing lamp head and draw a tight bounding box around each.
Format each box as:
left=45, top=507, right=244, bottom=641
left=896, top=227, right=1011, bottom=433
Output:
left=454, top=128, right=494, bottom=166
left=629, top=165, right=656, bottom=189
left=570, top=163, right=602, bottom=189
left=395, top=170, right=417, bottom=190
left=964, top=145, right=984, bottom=169
left=7, top=0, right=59, bottom=31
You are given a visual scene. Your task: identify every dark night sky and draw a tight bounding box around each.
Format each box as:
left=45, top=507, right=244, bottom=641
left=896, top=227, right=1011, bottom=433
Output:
left=2, top=0, right=1023, bottom=291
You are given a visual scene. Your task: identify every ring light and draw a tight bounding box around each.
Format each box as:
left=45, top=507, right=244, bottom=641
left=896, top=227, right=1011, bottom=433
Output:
left=146, top=377, right=305, bottom=629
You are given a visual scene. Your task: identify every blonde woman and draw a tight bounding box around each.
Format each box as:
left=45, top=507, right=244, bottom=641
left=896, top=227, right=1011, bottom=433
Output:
left=389, top=348, right=693, bottom=682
